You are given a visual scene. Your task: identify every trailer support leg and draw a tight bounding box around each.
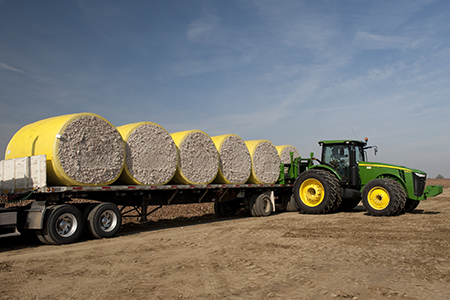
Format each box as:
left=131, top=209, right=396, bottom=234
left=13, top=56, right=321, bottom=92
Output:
left=140, top=195, right=150, bottom=223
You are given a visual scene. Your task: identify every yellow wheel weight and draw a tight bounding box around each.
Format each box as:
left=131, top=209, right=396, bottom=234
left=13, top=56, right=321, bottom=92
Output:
left=299, top=178, right=325, bottom=207
left=367, top=187, right=390, bottom=210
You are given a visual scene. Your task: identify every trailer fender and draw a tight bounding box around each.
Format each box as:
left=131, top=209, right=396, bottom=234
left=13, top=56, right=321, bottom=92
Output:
left=24, top=201, right=46, bottom=230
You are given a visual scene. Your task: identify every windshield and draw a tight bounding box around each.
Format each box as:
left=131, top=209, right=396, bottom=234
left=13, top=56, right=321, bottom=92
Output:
left=323, top=145, right=349, bottom=177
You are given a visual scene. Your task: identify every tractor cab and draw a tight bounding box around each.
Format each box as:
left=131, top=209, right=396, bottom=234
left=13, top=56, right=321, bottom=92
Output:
left=318, top=139, right=370, bottom=188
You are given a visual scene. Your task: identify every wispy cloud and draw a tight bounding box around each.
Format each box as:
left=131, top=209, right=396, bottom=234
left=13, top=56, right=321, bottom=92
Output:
left=0, top=61, right=26, bottom=74
left=186, top=13, right=220, bottom=42
left=354, top=31, right=419, bottom=50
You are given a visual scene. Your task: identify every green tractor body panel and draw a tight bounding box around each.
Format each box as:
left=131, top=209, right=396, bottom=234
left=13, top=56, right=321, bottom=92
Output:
left=358, top=161, right=429, bottom=200
left=310, top=164, right=342, bottom=180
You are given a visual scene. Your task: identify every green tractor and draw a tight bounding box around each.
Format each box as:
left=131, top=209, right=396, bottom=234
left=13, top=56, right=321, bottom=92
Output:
left=292, top=139, right=443, bottom=216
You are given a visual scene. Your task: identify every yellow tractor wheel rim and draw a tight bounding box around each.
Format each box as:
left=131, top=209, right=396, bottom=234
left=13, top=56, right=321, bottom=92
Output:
left=299, top=178, right=325, bottom=207
left=367, top=187, right=390, bottom=210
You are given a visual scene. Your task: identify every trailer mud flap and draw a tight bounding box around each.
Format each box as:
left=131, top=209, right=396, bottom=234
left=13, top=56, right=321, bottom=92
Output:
left=0, top=211, right=20, bottom=237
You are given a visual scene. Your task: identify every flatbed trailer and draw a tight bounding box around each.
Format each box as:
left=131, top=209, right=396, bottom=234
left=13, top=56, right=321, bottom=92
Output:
left=0, top=155, right=301, bottom=245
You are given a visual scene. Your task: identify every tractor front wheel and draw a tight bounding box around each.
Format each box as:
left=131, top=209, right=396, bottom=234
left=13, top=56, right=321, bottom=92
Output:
left=362, top=178, right=406, bottom=216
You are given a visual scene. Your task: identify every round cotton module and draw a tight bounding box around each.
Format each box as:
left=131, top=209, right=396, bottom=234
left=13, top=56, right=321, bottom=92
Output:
left=245, top=140, right=281, bottom=184
left=276, top=145, right=300, bottom=164
left=170, top=130, right=219, bottom=185
left=5, top=113, right=124, bottom=186
left=117, top=122, right=178, bottom=185
left=211, top=134, right=251, bottom=184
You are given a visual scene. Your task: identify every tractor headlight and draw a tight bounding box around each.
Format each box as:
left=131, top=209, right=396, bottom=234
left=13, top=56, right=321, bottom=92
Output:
left=414, top=172, right=426, bottom=178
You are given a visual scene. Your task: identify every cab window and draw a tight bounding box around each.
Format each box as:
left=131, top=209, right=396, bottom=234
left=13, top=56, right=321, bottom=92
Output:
left=323, top=145, right=349, bottom=178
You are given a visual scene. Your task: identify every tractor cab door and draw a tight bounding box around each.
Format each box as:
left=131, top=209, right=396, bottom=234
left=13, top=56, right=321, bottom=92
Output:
left=322, top=145, right=350, bottom=179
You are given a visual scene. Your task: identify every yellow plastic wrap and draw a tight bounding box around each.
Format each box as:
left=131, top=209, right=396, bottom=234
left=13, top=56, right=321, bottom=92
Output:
left=211, top=134, right=251, bottom=184
left=116, top=122, right=178, bottom=185
left=5, top=113, right=124, bottom=186
left=276, top=145, right=300, bottom=162
left=245, top=139, right=281, bottom=184
left=170, top=130, right=218, bottom=185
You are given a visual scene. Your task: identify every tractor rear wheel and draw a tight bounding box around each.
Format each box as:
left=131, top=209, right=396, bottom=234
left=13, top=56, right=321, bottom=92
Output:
left=293, top=169, right=340, bottom=214
left=362, top=178, right=407, bottom=216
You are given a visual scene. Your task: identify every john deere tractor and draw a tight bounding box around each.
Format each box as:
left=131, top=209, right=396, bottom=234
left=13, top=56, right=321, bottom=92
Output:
left=292, top=139, right=443, bottom=216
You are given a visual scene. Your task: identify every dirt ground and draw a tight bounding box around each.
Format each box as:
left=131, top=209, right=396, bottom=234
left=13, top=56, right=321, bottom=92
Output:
left=1, top=179, right=450, bottom=300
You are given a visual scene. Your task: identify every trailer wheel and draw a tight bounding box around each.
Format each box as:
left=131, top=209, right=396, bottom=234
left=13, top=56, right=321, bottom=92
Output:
left=403, top=198, right=420, bottom=212
left=87, top=203, right=122, bottom=239
left=42, top=204, right=84, bottom=245
left=249, top=194, right=259, bottom=217
left=293, top=169, right=340, bottom=214
left=214, top=199, right=240, bottom=217
left=362, top=179, right=407, bottom=216
left=249, top=193, right=273, bottom=217
left=286, top=195, right=299, bottom=212
left=35, top=231, right=50, bottom=244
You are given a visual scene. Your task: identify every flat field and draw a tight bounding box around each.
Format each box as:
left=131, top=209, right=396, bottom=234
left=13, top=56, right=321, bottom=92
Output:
left=1, top=179, right=449, bottom=300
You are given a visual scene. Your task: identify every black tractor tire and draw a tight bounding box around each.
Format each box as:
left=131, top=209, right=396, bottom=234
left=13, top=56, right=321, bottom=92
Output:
left=249, top=193, right=273, bottom=217
left=362, top=178, right=407, bottom=216
left=293, top=169, right=341, bottom=214
left=87, top=203, right=122, bottom=239
left=403, top=198, right=420, bottom=212
left=42, top=204, right=84, bottom=245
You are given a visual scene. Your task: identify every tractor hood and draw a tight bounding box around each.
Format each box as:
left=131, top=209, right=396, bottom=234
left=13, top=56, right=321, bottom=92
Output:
left=358, top=161, right=426, bottom=176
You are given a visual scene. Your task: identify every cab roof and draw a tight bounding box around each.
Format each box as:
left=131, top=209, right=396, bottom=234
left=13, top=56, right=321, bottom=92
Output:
left=318, top=140, right=367, bottom=146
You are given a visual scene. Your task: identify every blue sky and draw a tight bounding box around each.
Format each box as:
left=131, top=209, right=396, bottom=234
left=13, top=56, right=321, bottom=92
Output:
left=1, top=0, right=449, bottom=178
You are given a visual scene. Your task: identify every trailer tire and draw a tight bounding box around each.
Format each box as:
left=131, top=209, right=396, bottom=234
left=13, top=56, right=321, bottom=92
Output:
left=35, top=230, right=50, bottom=245
left=214, top=200, right=240, bottom=217
left=293, top=169, right=340, bottom=214
left=87, top=203, right=122, bottom=239
left=286, top=195, right=299, bottom=212
left=362, top=179, right=407, bottom=216
left=249, top=194, right=259, bottom=217
left=250, top=193, right=273, bottom=217
left=403, top=198, right=420, bottom=212
left=42, top=204, right=84, bottom=245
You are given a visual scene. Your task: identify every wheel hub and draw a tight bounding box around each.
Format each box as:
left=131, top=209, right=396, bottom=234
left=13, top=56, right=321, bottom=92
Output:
left=300, top=179, right=325, bottom=207
left=56, top=213, right=77, bottom=237
left=368, top=187, right=390, bottom=210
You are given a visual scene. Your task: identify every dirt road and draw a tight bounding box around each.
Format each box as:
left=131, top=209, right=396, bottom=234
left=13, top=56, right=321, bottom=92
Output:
left=1, top=182, right=449, bottom=299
